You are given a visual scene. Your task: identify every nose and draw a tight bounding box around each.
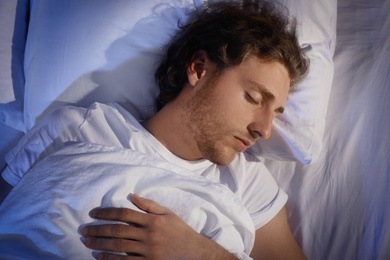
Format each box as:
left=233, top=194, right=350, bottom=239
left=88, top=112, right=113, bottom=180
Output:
left=248, top=109, right=274, bottom=140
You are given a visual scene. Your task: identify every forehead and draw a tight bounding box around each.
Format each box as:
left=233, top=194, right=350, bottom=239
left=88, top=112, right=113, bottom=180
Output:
left=230, top=56, right=291, bottom=101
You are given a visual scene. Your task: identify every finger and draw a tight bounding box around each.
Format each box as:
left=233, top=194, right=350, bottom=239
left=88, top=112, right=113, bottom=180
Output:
left=131, top=194, right=171, bottom=215
left=90, top=207, right=149, bottom=226
left=82, top=224, right=145, bottom=241
left=84, top=237, right=144, bottom=255
left=95, top=252, right=144, bottom=260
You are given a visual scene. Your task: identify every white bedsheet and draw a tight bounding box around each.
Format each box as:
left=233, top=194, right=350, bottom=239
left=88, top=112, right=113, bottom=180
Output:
left=267, top=0, right=390, bottom=259
left=1, top=0, right=389, bottom=259
left=0, top=142, right=254, bottom=259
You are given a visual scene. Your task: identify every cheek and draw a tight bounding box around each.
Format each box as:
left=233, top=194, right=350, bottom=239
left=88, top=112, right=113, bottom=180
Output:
left=201, top=81, right=251, bottom=129
left=217, top=94, right=252, bottom=126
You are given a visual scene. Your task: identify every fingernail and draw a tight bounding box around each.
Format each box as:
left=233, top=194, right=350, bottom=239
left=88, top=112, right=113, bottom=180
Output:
left=89, top=208, right=97, bottom=217
left=130, top=193, right=138, bottom=201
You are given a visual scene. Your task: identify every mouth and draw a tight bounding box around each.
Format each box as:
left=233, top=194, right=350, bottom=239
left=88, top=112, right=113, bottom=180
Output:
left=234, top=137, right=253, bottom=152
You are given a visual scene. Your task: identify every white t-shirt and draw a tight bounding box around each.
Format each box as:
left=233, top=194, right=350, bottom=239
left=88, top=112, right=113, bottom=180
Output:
left=3, top=102, right=287, bottom=229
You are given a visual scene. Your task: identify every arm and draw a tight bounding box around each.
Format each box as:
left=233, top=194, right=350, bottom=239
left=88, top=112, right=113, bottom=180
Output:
left=0, top=165, right=13, bottom=205
left=82, top=194, right=238, bottom=260
left=250, top=207, right=306, bottom=260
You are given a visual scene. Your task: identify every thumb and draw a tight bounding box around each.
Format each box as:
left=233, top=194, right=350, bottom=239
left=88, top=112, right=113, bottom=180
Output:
left=131, top=194, right=170, bottom=215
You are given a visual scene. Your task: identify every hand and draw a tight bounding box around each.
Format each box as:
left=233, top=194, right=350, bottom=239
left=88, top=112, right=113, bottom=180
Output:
left=82, top=194, right=237, bottom=260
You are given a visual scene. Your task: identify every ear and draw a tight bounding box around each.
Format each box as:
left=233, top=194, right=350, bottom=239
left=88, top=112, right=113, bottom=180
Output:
left=187, top=50, right=208, bottom=86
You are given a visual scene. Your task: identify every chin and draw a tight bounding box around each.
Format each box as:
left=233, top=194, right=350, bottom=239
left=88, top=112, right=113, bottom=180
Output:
left=207, top=151, right=237, bottom=166
left=199, top=142, right=237, bottom=165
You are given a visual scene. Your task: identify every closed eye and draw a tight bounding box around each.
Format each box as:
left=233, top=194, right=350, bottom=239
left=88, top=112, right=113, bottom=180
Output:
left=245, top=92, right=285, bottom=114
left=245, top=92, right=261, bottom=105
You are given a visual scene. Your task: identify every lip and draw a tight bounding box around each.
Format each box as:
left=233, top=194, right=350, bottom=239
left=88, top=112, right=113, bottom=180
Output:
left=234, top=137, right=252, bottom=152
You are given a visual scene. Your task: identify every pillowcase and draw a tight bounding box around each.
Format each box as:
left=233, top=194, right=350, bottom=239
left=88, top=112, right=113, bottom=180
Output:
left=248, top=0, right=337, bottom=164
left=23, top=0, right=200, bottom=129
left=21, top=0, right=336, bottom=164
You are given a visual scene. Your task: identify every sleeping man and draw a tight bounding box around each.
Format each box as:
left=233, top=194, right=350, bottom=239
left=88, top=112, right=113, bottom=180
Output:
left=0, top=2, right=308, bottom=259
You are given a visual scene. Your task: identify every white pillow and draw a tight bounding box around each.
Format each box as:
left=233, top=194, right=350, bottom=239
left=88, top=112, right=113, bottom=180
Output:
left=23, top=0, right=201, bottom=129
left=21, top=0, right=336, bottom=164
left=248, top=0, right=337, bottom=164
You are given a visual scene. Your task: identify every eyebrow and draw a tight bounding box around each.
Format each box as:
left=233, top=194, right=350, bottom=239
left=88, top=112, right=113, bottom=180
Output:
left=247, top=81, right=285, bottom=114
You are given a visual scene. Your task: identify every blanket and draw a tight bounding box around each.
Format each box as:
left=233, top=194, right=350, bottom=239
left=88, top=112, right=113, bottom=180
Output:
left=0, top=142, right=254, bottom=259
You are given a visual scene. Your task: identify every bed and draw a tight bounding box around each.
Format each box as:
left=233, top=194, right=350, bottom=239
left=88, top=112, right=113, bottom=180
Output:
left=0, top=0, right=389, bottom=259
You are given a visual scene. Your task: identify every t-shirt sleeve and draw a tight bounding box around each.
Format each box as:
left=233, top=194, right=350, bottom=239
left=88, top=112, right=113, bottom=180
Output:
left=230, top=153, right=288, bottom=230
left=2, top=106, right=88, bottom=186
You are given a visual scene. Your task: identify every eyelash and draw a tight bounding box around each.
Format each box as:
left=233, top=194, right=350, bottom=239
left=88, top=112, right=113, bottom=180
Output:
left=245, top=93, right=261, bottom=105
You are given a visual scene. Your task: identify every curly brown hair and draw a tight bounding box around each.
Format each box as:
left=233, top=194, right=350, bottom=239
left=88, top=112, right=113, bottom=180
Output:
left=155, top=1, right=309, bottom=110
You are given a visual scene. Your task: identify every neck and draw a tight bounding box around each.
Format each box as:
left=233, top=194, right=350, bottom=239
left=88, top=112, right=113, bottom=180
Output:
left=142, top=101, right=202, bottom=161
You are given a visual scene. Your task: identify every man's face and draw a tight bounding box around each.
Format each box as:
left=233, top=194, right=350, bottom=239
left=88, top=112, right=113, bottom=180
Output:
left=185, top=56, right=290, bottom=165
